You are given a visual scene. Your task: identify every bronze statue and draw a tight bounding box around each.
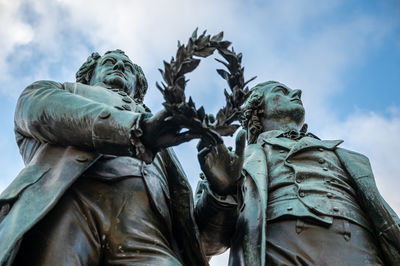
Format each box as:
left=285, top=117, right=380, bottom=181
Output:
left=197, top=81, right=400, bottom=265
left=0, top=49, right=234, bottom=266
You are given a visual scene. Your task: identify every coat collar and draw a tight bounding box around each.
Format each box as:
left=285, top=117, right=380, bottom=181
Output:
left=257, top=130, right=344, bottom=157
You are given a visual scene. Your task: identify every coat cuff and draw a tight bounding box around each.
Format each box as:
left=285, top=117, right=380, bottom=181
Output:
left=92, top=108, right=154, bottom=162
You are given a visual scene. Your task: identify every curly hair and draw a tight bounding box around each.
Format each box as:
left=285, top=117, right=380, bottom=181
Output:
left=240, top=81, right=282, bottom=144
left=75, top=49, right=148, bottom=103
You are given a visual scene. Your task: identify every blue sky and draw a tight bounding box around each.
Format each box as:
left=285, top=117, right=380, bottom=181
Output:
left=0, top=0, right=399, bottom=264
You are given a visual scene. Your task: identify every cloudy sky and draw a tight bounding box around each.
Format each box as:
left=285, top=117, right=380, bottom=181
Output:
left=0, top=0, right=399, bottom=264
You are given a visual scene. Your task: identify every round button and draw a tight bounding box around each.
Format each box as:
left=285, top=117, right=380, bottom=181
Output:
left=122, top=104, right=131, bottom=111
left=118, top=91, right=127, bottom=96
left=318, top=158, right=325, bottom=164
left=112, top=89, right=119, bottom=92
left=287, top=207, right=293, bottom=211
left=114, top=106, right=124, bottom=110
left=99, top=110, right=111, bottom=119
left=327, top=193, right=333, bottom=198
left=122, top=96, right=132, bottom=103
left=299, top=192, right=305, bottom=197
left=333, top=207, right=339, bottom=212
left=76, top=155, right=88, bottom=162
left=296, top=177, right=303, bottom=183
left=323, top=167, right=328, bottom=171
left=318, top=147, right=324, bottom=152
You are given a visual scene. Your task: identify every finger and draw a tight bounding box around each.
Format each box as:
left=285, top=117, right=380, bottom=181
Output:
left=235, top=129, right=246, bottom=157
left=197, top=138, right=210, bottom=152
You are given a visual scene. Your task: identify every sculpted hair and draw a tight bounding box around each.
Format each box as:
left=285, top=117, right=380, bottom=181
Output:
left=240, top=81, right=280, bottom=144
left=75, top=49, right=148, bottom=103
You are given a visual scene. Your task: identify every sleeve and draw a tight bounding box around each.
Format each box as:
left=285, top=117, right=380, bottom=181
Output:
left=194, top=179, right=239, bottom=256
left=14, top=80, right=153, bottom=160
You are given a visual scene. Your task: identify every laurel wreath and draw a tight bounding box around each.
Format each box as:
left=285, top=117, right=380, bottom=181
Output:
left=157, top=29, right=256, bottom=144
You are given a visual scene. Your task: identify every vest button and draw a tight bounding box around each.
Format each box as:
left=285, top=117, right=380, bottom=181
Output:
left=318, top=158, right=325, bottom=164
left=76, top=155, right=88, bottom=162
left=122, top=96, right=132, bottom=103
left=122, top=104, right=132, bottom=111
left=299, top=192, right=305, bottom=197
left=99, top=110, right=111, bottom=119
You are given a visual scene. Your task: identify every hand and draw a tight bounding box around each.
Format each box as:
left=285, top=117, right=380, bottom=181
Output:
left=140, top=109, right=209, bottom=151
left=197, top=130, right=246, bottom=195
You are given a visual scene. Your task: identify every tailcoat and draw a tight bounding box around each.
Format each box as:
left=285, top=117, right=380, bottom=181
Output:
left=229, top=131, right=400, bottom=265
left=0, top=80, right=232, bottom=265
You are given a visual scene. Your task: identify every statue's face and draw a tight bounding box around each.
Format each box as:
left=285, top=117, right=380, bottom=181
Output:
left=262, top=84, right=305, bottom=126
left=90, top=52, right=137, bottom=93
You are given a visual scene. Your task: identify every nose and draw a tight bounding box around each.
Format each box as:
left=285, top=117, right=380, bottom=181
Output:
left=113, top=60, right=125, bottom=71
left=291, top=89, right=302, bottom=99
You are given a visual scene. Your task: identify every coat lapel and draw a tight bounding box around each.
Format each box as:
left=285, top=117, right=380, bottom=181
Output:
left=235, top=144, right=268, bottom=266
left=287, top=137, right=343, bottom=158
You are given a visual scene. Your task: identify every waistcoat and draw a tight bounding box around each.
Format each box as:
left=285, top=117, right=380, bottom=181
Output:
left=261, top=132, right=372, bottom=230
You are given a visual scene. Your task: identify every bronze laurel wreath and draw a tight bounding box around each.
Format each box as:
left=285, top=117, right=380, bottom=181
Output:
left=157, top=29, right=256, bottom=144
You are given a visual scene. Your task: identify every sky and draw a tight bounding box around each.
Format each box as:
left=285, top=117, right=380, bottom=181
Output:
left=0, top=0, right=399, bottom=264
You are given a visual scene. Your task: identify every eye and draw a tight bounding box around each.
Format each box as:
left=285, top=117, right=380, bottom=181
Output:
left=102, top=58, right=115, bottom=65
left=124, top=61, right=134, bottom=73
left=124, top=63, right=135, bottom=72
left=274, top=87, right=287, bottom=95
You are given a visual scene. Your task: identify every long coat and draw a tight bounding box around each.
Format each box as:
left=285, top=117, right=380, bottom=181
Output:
left=0, top=80, right=208, bottom=266
left=230, top=134, right=400, bottom=266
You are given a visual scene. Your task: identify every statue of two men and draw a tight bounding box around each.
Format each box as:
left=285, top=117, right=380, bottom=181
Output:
left=0, top=48, right=399, bottom=266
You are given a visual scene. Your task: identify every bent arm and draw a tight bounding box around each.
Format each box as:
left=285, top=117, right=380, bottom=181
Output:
left=14, top=80, right=144, bottom=157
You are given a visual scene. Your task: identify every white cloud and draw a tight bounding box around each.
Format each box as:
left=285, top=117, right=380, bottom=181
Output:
left=0, top=1, right=399, bottom=265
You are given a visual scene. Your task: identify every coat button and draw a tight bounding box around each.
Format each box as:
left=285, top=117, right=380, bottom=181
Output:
left=299, top=192, right=305, bottom=197
left=99, top=110, right=111, bottom=119
left=296, top=177, right=303, bottom=183
left=76, top=155, right=88, bottom=162
left=333, top=207, right=339, bottom=212
left=327, top=193, right=333, bottom=198
left=114, top=106, right=124, bottom=110
left=122, top=96, right=132, bottom=103
left=318, top=158, right=325, bottom=164
left=287, top=207, right=293, bottom=211
left=323, top=167, right=328, bottom=171
left=122, top=104, right=131, bottom=111
left=118, top=91, right=127, bottom=96
left=318, top=147, right=324, bottom=152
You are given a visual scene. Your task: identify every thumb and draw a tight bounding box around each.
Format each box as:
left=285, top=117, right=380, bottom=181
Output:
left=235, top=129, right=246, bottom=157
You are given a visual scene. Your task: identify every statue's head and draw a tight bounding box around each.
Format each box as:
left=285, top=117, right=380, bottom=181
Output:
left=241, top=81, right=305, bottom=143
left=76, top=49, right=148, bottom=103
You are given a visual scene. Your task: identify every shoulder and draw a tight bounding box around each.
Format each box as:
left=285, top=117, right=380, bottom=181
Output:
left=336, top=147, right=370, bottom=162
left=25, top=80, right=64, bottom=89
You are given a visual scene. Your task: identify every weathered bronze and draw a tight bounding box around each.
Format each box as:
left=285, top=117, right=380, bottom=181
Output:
left=197, top=81, right=400, bottom=265
left=0, top=48, right=237, bottom=266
